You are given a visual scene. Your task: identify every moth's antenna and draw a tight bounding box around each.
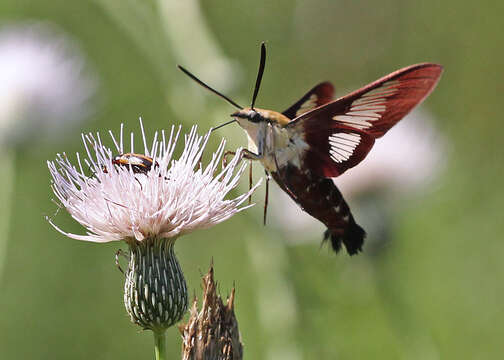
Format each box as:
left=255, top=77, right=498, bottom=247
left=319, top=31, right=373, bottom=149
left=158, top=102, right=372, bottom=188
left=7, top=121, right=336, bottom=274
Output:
left=251, top=42, right=266, bottom=110
left=178, top=65, right=243, bottom=110
left=210, top=119, right=237, bottom=132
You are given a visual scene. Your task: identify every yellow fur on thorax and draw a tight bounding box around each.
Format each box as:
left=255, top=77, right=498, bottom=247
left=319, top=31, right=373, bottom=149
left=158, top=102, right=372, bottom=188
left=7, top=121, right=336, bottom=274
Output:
left=251, top=108, right=291, bottom=127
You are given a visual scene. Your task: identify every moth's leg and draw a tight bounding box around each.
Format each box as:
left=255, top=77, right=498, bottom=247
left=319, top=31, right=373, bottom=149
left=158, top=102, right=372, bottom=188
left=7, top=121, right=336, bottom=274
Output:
left=263, top=170, right=270, bottom=225
left=242, top=148, right=262, bottom=160
left=222, top=148, right=263, bottom=203
left=239, top=148, right=264, bottom=203
left=248, top=160, right=253, bottom=204
left=222, top=151, right=236, bottom=168
left=238, top=148, right=264, bottom=204
left=222, top=148, right=263, bottom=167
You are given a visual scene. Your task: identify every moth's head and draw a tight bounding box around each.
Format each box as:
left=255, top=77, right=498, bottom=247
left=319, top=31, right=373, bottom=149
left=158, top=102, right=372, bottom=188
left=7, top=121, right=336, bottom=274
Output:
left=231, top=107, right=263, bottom=124
left=231, top=107, right=290, bottom=129
left=229, top=108, right=266, bottom=136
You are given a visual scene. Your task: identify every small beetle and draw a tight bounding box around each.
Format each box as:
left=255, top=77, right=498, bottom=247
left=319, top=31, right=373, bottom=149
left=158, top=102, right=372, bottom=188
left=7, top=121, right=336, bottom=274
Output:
left=109, top=153, right=159, bottom=174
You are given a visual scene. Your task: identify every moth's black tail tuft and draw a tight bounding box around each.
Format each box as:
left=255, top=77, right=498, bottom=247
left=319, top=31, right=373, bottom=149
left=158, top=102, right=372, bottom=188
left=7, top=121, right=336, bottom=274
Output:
left=323, top=222, right=366, bottom=256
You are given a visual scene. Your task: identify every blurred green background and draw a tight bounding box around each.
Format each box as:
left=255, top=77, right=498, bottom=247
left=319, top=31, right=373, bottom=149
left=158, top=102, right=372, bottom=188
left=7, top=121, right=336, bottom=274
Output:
left=0, top=0, right=502, bottom=359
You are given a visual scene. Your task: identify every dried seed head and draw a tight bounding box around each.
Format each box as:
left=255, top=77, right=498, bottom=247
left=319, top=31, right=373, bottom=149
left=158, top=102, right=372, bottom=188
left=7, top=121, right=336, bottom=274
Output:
left=180, top=266, right=243, bottom=360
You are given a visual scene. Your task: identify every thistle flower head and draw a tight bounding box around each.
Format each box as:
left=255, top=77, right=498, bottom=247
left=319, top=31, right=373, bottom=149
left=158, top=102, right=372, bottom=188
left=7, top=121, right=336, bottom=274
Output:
left=48, top=120, right=259, bottom=243
left=48, top=120, right=259, bottom=331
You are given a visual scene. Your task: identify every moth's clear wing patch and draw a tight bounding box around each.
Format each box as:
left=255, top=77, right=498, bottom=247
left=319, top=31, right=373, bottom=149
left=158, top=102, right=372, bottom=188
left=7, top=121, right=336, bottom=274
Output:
left=328, top=133, right=362, bottom=163
left=331, top=80, right=400, bottom=132
left=287, top=63, right=443, bottom=177
left=301, top=124, right=375, bottom=177
left=282, top=82, right=334, bottom=119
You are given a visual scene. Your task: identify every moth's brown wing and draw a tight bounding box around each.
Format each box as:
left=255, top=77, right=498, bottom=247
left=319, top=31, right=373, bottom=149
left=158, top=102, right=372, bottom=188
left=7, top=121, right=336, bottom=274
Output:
left=282, top=82, right=334, bottom=119
left=287, top=63, right=443, bottom=177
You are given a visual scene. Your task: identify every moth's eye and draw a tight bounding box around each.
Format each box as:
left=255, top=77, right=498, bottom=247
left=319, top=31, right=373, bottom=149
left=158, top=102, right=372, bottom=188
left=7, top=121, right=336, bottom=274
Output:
left=250, top=112, right=261, bottom=123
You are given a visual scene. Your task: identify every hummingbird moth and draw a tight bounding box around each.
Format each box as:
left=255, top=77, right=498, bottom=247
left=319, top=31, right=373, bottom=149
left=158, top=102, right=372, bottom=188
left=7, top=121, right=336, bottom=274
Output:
left=178, top=43, right=443, bottom=255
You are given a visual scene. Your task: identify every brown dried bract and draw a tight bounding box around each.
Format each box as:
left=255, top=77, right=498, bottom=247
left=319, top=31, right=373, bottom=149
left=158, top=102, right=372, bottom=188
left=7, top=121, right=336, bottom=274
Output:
left=180, top=266, right=243, bottom=360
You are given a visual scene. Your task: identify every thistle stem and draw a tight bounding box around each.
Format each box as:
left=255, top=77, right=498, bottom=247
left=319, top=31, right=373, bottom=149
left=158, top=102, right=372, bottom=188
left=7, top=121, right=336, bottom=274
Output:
left=0, top=147, right=14, bottom=284
left=153, top=330, right=167, bottom=360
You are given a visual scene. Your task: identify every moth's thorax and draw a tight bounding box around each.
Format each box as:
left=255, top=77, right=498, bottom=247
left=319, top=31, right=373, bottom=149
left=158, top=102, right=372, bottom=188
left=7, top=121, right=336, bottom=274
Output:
left=232, top=109, right=309, bottom=173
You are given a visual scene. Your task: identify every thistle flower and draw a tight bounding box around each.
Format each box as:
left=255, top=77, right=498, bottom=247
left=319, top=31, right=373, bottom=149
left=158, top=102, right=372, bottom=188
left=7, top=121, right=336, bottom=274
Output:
left=47, top=120, right=259, bottom=351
